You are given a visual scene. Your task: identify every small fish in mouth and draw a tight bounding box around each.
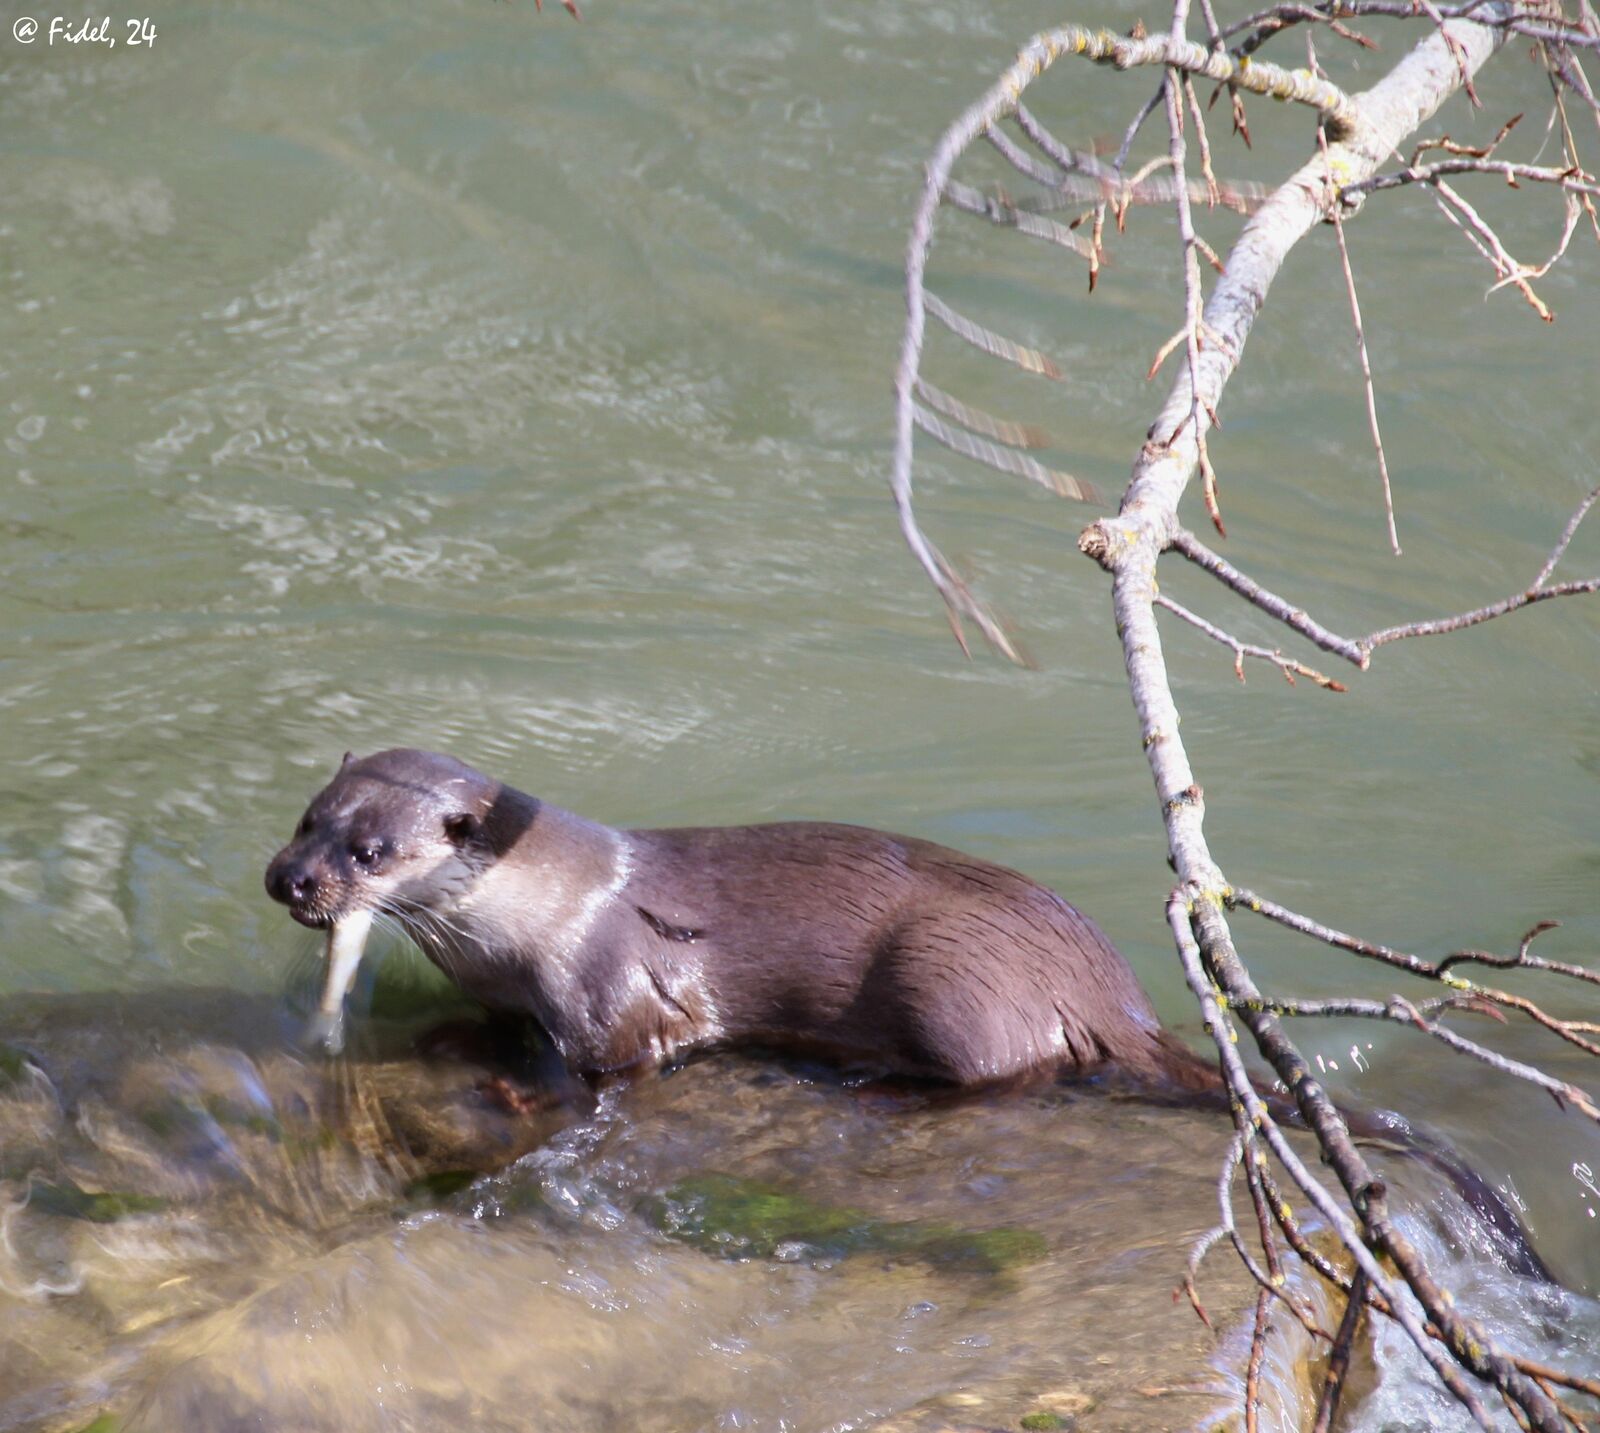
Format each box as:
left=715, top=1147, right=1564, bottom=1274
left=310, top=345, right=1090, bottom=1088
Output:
left=303, top=908, right=373, bottom=1056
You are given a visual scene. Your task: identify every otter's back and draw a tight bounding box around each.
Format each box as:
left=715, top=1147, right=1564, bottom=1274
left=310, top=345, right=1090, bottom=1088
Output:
left=623, top=822, right=1171, bottom=1084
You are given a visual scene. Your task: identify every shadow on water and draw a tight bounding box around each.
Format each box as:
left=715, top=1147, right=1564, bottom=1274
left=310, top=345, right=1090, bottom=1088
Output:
left=0, top=984, right=1592, bottom=1432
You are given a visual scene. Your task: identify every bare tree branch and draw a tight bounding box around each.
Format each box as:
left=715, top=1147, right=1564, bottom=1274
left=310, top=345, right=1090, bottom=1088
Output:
left=1155, top=592, right=1348, bottom=686
left=1347, top=156, right=1600, bottom=199
left=1312, top=1269, right=1367, bottom=1433
left=913, top=380, right=1050, bottom=450
left=1166, top=528, right=1370, bottom=664
left=1231, top=888, right=1600, bottom=985
left=1223, top=0, right=1600, bottom=52
left=942, top=177, right=1098, bottom=258
left=890, top=21, right=1368, bottom=649
left=921, top=293, right=1065, bottom=379
left=912, top=402, right=1100, bottom=503
left=892, top=3, right=1599, bottom=1422
left=1240, top=988, right=1600, bottom=1116
left=1164, top=477, right=1599, bottom=677
left=995, top=114, right=1271, bottom=212
left=1361, top=572, right=1600, bottom=649
left=1321, top=127, right=1401, bottom=554
left=1163, top=892, right=1504, bottom=1425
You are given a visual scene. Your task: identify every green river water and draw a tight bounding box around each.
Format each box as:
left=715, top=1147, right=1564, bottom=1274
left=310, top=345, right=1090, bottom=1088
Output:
left=1, top=1, right=1598, bottom=1428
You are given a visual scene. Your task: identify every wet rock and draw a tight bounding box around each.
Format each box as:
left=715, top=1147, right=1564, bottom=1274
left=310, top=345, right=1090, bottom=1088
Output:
left=649, top=1172, right=1047, bottom=1274
left=0, top=991, right=1333, bottom=1432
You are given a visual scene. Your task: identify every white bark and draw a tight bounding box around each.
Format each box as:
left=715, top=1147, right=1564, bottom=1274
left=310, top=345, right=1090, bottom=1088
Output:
left=1082, top=11, right=1512, bottom=874
left=891, top=3, right=1598, bottom=1424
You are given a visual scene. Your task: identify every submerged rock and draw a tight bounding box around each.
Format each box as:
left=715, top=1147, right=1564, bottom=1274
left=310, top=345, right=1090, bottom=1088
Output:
left=0, top=988, right=1338, bottom=1431
left=650, top=1171, right=1047, bottom=1275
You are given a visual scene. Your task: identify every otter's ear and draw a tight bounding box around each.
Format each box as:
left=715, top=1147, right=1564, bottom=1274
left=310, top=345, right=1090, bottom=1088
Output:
left=340, top=751, right=357, bottom=770
left=443, top=812, right=479, bottom=847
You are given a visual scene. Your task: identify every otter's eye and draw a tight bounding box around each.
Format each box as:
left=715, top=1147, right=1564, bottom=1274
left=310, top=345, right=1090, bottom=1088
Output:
left=296, top=814, right=313, bottom=838
left=349, top=841, right=383, bottom=870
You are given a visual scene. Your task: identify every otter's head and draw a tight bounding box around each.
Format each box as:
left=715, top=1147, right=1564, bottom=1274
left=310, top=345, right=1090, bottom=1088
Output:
left=264, top=748, right=522, bottom=930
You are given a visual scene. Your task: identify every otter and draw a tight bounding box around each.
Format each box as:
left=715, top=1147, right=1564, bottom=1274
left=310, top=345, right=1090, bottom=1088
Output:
left=264, top=747, right=1551, bottom=1280
left=264, top=748, right=1210, bottom=1090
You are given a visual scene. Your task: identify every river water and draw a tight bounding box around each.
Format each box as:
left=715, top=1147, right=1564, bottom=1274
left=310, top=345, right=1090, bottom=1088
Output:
left=1, top=1, right=1598, bottom=1428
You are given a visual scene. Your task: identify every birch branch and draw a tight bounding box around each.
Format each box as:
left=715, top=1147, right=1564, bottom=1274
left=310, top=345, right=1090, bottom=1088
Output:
left=890, top=22, right=1363, bottom=653
left=890, top=2, right=1600, bottom=1424
left=1163, top=483, right=1599, bottom=681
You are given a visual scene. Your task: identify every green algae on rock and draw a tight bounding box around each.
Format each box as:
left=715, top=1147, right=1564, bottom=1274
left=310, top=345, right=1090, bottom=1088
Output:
left=649, top=1172, right=1047, bottom=1274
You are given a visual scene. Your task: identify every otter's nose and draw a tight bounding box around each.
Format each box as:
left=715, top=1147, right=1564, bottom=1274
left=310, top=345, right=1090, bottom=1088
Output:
left=265, top=856, right=317, bottom=909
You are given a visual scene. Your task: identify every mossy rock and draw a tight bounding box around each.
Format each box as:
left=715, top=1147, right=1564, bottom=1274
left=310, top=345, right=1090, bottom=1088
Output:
left=28, top=1178, right=167, bottom=1223
left=647, top=1173, right=1046, bottom=1274
left=403, top=1168, right=481, bottom=1204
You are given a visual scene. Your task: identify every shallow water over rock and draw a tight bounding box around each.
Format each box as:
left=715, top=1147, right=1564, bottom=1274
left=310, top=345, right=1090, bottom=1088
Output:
left=1, top=986, right=1592, bottom=1431
left=0, top=985, right=1295, bottom=1431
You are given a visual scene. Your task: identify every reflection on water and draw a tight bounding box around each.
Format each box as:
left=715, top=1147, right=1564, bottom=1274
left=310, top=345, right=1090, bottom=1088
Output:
left=2, top=0, right=1598, bottom=1425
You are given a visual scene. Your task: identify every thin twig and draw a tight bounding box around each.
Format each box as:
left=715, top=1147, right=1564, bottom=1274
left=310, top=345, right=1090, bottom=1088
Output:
left=1160, top=29, right=1224, bottom=538
left=1319, top=123, right=1401, bottom=555
left=1234, top=988, right=1600, bottom=1119
left=1222, top=0, right=1600, bottom=50
left=922, top=294, right=1065, bottom=378
left=1014, top=103, right=1111, bottom=179
left=1437, top=918, right=1600, bottom=983
left=1165, top=482, right=1600, bottom=666
left=1196, top=1128, right=1327, bottom=1334
left=943, top=178, right=1098, bottom=259
left=912, top=403, right=1101, bottom=503
left=1511, top=1354, right=1600, bottom=1403
left=998, top=117, right=1270, bottom=212
left=1545, top=66, right=1600, bottom=241
left=1245, top=1287, right=1271, bottom=1431
left=1236, top=6, right=1379, bottom=62
left=1533, top=483, right=1600, bottom=585
left=1181, top=1220, right=1228, bottom=1328
left=1114, top=86, right=1169, bottom=174
left=1185, top=77, right=1222, bottom=204
left=1229, top=890, right=1600, bottom=1062
left=1155, top=593, right=1348, bottom=688
left=1346, top=156, right=1600, bottom=200
left=1228, top=887, right=1597, bottom=985
left=1361, top=573, right=1600, bottom=650
left=1166, top=529, right=1369, bottom=665
left=1313, top=1270, right=1368, bottom=1433
left=1433, top=177, right=1556, bottom=318
left=913, top=380, right=1050, bottom=450
left=1255, top=1158, right=1351, bottom=1292
left=1418, top=0, right=1485, bottom=106
left=1387, top=996, right=1600, bottom=1121
left=985, top=121, right=1098, bottom=191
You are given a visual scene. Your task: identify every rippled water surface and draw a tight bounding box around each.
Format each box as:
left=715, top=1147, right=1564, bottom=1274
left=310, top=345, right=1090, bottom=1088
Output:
left=2, top=1, right=1599, bottom=1428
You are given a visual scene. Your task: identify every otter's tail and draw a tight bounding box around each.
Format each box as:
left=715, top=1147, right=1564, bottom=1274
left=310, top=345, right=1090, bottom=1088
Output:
left=1336, top=1102, right=1553, bottom=1284
left=1137, top=1031, right=1553, bottom=1285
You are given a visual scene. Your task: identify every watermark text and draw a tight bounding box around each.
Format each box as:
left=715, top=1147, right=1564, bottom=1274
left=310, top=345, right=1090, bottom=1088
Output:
left=11, top=17, right=159, bottom=48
